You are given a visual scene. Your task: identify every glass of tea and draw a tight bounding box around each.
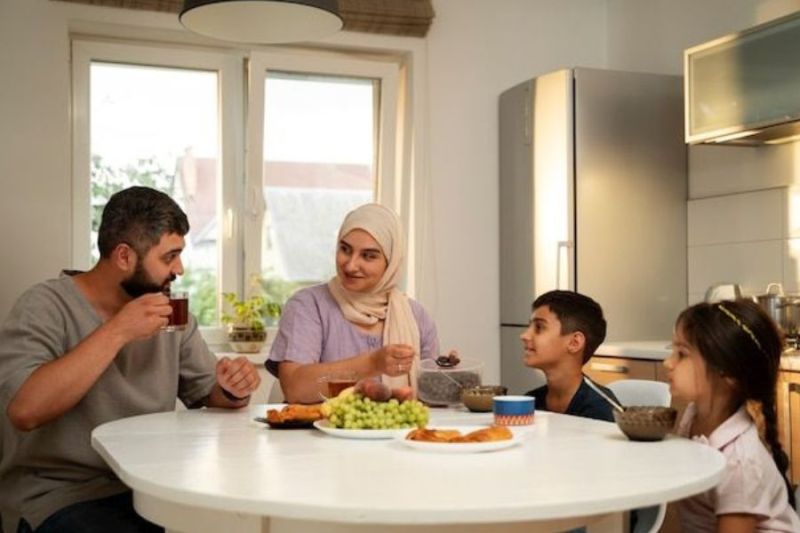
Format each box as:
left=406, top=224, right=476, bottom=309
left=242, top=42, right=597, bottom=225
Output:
left=164, top=291, right=189, bottom=332
left=318, top=372, right=359, bottom=400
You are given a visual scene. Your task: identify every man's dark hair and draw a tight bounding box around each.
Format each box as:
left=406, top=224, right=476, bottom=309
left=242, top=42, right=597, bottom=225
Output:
left=98, top=186, right=189, bottom=258
left=532, top=290, right=606, bottom=363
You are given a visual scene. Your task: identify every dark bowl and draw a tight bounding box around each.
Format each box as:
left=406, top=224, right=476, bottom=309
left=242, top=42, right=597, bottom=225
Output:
left=461, top=385, right=508, bottom=412
left=613, top=406, right=677, bottom=441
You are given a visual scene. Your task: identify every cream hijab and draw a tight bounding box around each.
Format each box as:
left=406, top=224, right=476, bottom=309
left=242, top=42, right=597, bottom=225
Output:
left=327, top=204, right=420, bottom=391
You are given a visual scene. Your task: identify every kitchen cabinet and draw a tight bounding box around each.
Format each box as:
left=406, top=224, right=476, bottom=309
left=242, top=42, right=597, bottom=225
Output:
left=777, top=369, right=800, bottom=485
left=685, top=10, right=800, bottom=145
left=584, top=355, right=661, bottom=384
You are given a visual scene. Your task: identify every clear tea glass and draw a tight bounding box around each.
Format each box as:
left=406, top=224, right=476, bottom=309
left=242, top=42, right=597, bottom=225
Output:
left=318, top=372, right=359, bottom=400
left=164, top=291, right=189, bottom=332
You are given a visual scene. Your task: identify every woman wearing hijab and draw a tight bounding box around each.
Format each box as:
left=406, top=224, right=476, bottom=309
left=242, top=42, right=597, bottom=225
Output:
left=266, top=203, right=439, bottom=404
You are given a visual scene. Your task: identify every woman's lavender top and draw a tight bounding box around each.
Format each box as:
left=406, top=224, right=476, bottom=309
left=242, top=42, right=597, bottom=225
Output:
left=266, top=284, right=439, bottom=376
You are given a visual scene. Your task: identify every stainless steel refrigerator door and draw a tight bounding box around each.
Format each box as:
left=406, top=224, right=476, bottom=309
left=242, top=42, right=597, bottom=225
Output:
left=500, top=325, right=546, bottom=395
left=573, top=68, right=687, bottom=341
left=499, top=80, right=535, bottom=326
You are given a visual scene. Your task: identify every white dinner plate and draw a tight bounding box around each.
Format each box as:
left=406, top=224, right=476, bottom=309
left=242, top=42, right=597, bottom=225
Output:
left=398, top=426, right=523, bottom=453
left=313, top=419, right=410, bottom=440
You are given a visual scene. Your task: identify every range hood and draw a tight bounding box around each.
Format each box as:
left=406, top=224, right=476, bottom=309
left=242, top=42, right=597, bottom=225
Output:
left=685, top=10, right=800, bottom=146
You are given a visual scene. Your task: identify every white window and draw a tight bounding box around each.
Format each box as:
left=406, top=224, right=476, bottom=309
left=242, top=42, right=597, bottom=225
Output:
left=244, top=50, right=399, bottom=308
left=71, top=40, right=405, bottom=332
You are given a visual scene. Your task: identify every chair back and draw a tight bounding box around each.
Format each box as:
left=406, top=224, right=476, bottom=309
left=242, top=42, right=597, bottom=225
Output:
left=607, top=379, right=671, bottom=533
left=607, top=379, right=670, bottom=408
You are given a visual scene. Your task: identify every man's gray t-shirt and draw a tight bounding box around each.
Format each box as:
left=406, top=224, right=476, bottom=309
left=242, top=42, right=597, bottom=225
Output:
left=0, top=272, right=218, bottom=530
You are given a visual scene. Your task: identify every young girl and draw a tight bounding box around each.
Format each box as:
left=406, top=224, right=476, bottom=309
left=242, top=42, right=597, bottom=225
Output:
left=664, top=300, right=800, bottom=532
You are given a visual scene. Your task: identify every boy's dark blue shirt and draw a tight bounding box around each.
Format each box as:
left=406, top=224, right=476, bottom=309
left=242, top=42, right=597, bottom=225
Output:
left=524, top=375, right=619, bottom=422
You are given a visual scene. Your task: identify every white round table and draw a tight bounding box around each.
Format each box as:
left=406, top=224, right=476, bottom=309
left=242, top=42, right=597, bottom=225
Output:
left=91, top=405, right=723, bottom=533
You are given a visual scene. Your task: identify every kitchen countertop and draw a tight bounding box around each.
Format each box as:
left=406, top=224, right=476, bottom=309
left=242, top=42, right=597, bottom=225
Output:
left=597, top=341, right=800, bottom=372
left=595, top=341, right=672, bottom=361
left=780, top=351, right=800, bottom=372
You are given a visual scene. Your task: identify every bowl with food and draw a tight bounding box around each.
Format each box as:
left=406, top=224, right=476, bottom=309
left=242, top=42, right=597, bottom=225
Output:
left=613, top=406, right=677, bottom=441
left=461, top=385, right=508, bottom=412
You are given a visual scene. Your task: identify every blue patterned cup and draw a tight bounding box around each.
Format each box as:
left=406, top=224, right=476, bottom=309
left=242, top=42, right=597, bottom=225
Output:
left=493, top=395, right=535, bottom=426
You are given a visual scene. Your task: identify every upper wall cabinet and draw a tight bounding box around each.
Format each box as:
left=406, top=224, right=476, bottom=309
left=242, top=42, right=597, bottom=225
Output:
left=685, top=11, right=800, bottom=146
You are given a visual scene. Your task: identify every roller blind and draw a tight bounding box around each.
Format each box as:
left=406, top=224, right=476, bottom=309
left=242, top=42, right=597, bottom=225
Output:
left=51, top=0, right=435, bottom=37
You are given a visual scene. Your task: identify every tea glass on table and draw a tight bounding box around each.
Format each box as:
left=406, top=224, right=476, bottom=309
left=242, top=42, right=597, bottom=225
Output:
left=164, top=291, right=189, bottom=332
left=318, top=372, right=359, bottom=400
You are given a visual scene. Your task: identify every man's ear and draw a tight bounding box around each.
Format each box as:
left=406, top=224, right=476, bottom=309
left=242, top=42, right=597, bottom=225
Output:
left=567, top=331, right=586, bottom=355
left=111, top=243, right=137, bottom=273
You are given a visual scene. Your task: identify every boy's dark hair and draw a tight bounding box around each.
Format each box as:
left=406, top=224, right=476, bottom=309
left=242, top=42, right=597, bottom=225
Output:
left=97, top=186, right=189, bottom=258
left=533, top=290, right=606, bottom=363
left=677, top=299, right=794, bottom=508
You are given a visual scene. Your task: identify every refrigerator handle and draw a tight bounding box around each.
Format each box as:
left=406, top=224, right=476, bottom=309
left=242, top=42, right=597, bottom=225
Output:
left=556, top=240, right=574, bottom=290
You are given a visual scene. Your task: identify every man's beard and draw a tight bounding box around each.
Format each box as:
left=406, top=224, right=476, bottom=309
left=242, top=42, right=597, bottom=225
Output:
left=121, top=262, right=176, bottom=298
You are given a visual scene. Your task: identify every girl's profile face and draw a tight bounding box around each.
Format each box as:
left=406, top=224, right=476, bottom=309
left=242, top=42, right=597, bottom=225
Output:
left=663, top=324, right=710, bottom=402
left=336, top=229, right=389, bottom=293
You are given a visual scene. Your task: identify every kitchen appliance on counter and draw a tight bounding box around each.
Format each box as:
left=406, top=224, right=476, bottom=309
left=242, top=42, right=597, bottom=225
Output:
left=704, top=283, right=743, bottom=303
left=499, top=68, right=687, bottom=394
left=755, top=283, right=800, bottom=349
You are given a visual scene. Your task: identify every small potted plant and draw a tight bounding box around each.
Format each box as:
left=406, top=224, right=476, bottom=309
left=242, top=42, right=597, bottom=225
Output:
left=221, top=292, right=281, bottom=353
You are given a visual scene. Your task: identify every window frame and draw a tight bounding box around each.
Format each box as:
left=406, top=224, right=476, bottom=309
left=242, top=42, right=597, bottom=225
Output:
left=71, top=39, right=244, bottom=309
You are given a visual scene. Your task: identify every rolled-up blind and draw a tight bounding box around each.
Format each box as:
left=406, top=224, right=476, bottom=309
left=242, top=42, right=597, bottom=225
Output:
left=50, top=0, right=435, bottom=37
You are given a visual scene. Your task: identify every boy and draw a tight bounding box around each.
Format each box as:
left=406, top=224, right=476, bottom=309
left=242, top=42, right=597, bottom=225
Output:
left=520, top=290, right=618, bottom=422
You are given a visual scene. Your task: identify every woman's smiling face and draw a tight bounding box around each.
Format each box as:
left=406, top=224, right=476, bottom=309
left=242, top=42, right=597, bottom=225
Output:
left=336, top=229, right=388, bottom=293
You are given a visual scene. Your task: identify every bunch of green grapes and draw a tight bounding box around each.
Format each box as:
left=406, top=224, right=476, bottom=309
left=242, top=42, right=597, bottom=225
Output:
left=323, top=394, right=429, bottom=430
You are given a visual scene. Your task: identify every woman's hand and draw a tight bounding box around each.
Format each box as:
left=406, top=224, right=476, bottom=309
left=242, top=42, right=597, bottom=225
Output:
left=371, top=343, right=415, bottom=376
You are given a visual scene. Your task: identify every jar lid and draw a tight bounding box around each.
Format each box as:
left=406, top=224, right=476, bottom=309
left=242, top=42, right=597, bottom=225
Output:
left=420, top=357, right=483, bottom=372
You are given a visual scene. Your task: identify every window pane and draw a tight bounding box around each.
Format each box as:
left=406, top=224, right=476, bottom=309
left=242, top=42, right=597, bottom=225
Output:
left=261, top=72, right=376, bottom=303
left=90, top=62, right=220, bottom=325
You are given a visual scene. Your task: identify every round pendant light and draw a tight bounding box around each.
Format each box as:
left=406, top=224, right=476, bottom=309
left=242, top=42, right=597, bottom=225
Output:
left=180, top=0, right=343, bottom=44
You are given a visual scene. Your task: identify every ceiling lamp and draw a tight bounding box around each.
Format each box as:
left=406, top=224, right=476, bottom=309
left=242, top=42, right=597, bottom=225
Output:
left=180, top=0, right=344, bottom=44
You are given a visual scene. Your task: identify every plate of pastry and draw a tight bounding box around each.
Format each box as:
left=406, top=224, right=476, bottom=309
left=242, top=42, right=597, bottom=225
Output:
left=398, top=425, right=523, bottom=453
left=256, top=404, right=323, bottom=429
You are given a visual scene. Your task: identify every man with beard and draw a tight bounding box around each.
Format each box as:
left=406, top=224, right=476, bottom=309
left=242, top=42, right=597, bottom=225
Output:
left=0, top=186, right=261, bottom=533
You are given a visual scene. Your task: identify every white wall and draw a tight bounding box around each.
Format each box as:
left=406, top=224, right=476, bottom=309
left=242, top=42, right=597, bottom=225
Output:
left=426, top=0, right=607, bottom=381
left=0, top=0, right=72, bottom=319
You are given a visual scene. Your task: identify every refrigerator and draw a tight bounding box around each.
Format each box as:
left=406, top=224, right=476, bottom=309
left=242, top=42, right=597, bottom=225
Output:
left=499, top=68, right=687, bottom=394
